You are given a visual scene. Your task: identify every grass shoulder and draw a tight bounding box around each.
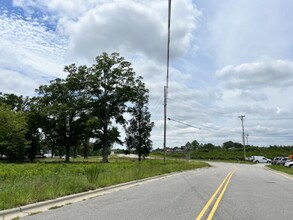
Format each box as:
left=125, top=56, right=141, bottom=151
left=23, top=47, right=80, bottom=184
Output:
left=267, top=164, right=293, bottom=176
left=0, top=157, right=208, bottom=211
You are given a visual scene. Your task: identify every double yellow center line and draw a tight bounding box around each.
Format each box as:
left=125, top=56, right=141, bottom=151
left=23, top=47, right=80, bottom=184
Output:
left=196, top=167, right=237, bottom=220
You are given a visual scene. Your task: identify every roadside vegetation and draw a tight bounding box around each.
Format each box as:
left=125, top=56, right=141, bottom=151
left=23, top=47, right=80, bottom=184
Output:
left=152, top=144, right=293, bottom=161
left=0, top=158, right=208, bottom=210
left=0, top=52, right=154, bottom=163
left=268, top=164, right=293, bottom=175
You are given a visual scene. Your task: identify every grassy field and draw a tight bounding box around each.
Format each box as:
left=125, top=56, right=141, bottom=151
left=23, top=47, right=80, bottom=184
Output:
left=267, top=164, right=293, bottom=175
left=0, top=157, right=209, bottom=210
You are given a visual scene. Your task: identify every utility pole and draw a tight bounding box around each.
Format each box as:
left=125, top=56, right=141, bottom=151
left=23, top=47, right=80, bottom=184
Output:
left=163, top=0, right=171, bottom=162
left=246, top=133, right=249, bottom=146
left=239, top=115, right=246, bottom=160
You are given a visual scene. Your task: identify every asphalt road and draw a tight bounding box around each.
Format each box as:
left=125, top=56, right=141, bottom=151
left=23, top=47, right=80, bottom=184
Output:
left=22, top=162, right=293, bottom=220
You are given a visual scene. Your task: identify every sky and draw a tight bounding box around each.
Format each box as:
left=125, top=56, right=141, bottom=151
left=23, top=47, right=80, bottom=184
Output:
left=1, top=0, right=293, bottom=148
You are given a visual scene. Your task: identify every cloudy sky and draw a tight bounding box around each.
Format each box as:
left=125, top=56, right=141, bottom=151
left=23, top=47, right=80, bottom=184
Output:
left=1, top=0, right=293, bottom=148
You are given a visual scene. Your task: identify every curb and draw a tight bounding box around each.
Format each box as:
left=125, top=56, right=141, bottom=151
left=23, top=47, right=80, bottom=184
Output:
left=264, top=165, right=293, bottom=180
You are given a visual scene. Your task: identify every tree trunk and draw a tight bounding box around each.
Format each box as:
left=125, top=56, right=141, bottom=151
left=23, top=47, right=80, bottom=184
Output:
left=51, top=145, right=55, bottom=158
left=73, top=145, right=77, bottom=158
left=84, top=138, right=89, bottom=159
left=65, top=143, right=70, bottom=163
left=102, top=107, right=109, bottom=163
left=65, top=117, right=72, bottom=163
left=102, top=147, right=108, bottom=163
left=102, top=123, right=109, bottom=163
left=138, top=153, right=141, bottom=161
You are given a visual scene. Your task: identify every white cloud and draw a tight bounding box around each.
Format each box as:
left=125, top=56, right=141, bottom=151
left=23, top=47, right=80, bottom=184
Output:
left=13, top=0, right=201, bottom=63
left=0, top=69, right=38, bottom=96
left=216, top=59, right=293, bottom=89
left=198, top=0, right=293, bottom=67
left=61, top=0, right=200, bottom=63
left=0, top=12, right=68, bottom=95
left=238, top=90, right=267, bottom=102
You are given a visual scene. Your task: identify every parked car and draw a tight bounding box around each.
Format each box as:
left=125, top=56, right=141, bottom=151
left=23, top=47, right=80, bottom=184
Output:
left=276, top=157, right=289, bottom=165
left=271, top=157, right=282, bottom=164
left=253, top=156, right=271, bottom=163
left=250, top=156, right=262, bottom=162
left=284, top=160, right=293, bottom=168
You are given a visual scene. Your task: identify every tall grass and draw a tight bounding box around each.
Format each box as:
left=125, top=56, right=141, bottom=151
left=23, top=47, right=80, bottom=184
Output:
left=84, top=165, right=104, bottom=185
left=0, top=158, right=208, bottom=210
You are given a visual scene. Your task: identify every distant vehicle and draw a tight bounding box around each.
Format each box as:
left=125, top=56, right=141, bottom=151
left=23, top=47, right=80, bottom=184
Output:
left=249, top=156, right=255, bottom=162
left=284, top=160, right=293, bottom=168
left=271, top=157, right=282, bottom=164
left=276, top=157, right=289, bottom=165
left=250, top=156, right=259, bottom=162
left=253, top=156, right=271, bottom=163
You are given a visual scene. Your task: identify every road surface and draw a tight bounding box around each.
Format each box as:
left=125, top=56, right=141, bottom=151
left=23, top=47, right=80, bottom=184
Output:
left=22, top=162, right=293, bottom=220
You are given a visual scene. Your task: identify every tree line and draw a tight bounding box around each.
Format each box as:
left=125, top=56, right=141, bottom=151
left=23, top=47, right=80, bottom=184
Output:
left=152, top=139, right=293, bottom=160
left=0, top=53, right=154, bottom=162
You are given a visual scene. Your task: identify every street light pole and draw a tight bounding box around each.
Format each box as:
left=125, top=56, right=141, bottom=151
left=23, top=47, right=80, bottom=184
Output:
left=163, top=86, right=167, bottom=162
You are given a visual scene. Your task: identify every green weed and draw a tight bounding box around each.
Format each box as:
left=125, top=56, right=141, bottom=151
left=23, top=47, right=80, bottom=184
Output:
left=268, top=165, right=293, bottom=175
left=0, top=158, right=208, bottom=210
left=84, top=165, right=104, bottom=185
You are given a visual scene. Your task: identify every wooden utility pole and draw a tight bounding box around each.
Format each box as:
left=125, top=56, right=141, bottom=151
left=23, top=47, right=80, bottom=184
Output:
left=239, top=115, right=246, bottom=160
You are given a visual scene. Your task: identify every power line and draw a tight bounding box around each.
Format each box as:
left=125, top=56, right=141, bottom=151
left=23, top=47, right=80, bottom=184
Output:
left=149, top=92, right=164, bottom=115
left=168, top=117, right=201, bottom=130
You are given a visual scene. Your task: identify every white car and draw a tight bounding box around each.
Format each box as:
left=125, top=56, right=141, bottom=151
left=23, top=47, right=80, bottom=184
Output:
left=284, top=160, right=293, bottom=168
left=253, top=156, right=271, bottom=163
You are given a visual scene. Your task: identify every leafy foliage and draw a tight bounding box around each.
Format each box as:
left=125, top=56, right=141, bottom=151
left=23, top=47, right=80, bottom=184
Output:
left=0, top=159, right=208, bottom=210
left=86, top=52, right=144, bottom=162
left=0, top=105, right=28, bottom=161
left=0, top=53, right=150, bottom=162
left=124, top=81, right=154, bottom=161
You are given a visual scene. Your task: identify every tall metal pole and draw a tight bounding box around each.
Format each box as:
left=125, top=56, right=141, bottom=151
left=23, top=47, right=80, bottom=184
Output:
left=239, top=115, right=246, bottom=160
left=166, top=0, right=171, bottom=89
left=163, top=0, right=171, bottom=162
left=163, top=86, right=167, bottom=162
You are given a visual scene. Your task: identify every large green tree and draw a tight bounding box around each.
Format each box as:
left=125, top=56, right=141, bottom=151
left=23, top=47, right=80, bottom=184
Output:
left=124, top=81, right=154, bottom=161
left=23, top=96, right=51, bottom=161
left=64, top=64, right=92, bottom=158
left=0, top=105, right=28, bottom=161
left=36, top=72, right=88, bottom=162
left=222, top=141, right=243, bottom=149
left=86, top=52, right=143, bottom=162
left=0, top=93, right=29, bottom=111
left=185, top=140, right=200, bottom=151
left=1, top=53, right=148, bottom=163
